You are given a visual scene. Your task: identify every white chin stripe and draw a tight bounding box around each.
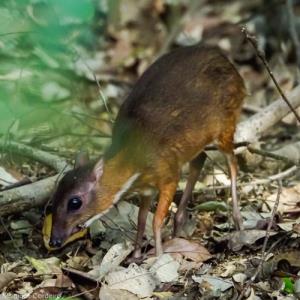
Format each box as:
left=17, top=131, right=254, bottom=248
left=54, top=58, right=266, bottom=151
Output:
left=84, top=173, right=140, bottom=227
left=112, top=173, right=140, bottom=204
left=83, top=207, right=110, bottom=227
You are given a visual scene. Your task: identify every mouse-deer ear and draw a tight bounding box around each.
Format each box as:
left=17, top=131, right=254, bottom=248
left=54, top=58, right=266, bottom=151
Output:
left=74, top=151, right=90, bottom=168
left=93, top=158, right=103, bottom=180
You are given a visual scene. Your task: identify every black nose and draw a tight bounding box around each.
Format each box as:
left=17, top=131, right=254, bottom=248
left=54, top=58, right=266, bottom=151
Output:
left=49, top=238, right=62, bottom=248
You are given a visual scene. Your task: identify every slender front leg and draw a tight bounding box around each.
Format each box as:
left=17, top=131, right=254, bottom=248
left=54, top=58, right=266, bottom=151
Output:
left=218, top=126, right=243, bottom=231
left=174, top=152, right=207, bottom=237
left=132, top=194, right=153, bottom=258
left=226, top=152, right=243, bottom=231
left=153, top=180, right=178, bottom=256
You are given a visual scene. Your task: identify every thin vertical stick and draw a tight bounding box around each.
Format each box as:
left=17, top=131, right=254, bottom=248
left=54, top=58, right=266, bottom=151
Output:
left=236, top=180, right=282, bottom=300
left=241, top=27, right=300, bottom=123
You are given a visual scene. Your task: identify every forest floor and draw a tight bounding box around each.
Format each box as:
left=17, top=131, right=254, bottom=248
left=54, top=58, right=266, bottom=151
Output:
left=0, top=0, right=300, bottom=299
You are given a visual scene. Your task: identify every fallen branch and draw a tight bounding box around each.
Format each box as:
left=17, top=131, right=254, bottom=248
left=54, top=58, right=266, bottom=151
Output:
left=0, top=140, right=68, bottom=172
left=272, top=141, right=300, bottom=165
left=235, top=85, right=300, bottom=144
left=247, top=146, right=298, bottom=166
left=0, top=175, right=59, bottom=216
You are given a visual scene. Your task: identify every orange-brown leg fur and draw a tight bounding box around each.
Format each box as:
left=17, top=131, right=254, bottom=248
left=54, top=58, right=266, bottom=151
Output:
left=226, top=152, right=243, bottom=230
left=218, top=126, right=244, bottom=231
left=132, top=195, right=153, bottom=258
left=153, top=179, right=178, bottom=256
left=173, top=152, right=207, bottom=237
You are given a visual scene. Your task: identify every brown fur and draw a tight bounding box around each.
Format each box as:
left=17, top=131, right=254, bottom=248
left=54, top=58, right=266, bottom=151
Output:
left=105, top=45, right=245, bottom=187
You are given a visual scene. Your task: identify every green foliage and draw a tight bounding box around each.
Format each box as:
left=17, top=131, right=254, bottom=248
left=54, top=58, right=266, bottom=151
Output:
left=0, top=0, right=106, bottom=141
left=283, top=277, right=294, bottom=294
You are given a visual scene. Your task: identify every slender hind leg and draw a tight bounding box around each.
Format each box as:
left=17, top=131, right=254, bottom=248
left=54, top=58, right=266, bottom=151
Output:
left=173, top=152, right=207, bottom=237
left=132, top=194, right=153, bottom=258
left=218, top=129, right=243, bottom=231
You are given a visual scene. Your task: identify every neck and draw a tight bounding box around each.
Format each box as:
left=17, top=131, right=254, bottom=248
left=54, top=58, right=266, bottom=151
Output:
left=93, top=153, right=140, bottom=216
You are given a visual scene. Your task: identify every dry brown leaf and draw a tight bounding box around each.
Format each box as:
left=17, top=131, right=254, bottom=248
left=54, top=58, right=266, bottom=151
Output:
left=264, top=184, right=300, bottom=213
left=149, top=254, right=179, bottom=282
left=105, top=264, right=156, bottom=298
left=100, top=285, right=139, bottom=300
left=0, top=272, right=17, bottom=290
left=55, top=273, right=73, bottom=289
left=224, top=230, right=277, bottom=251
left=160, top=238, right=212, bottom=262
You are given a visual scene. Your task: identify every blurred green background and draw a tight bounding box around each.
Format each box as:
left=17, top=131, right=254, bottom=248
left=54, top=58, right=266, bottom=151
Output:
left=0, top=0, right=108, bottom=149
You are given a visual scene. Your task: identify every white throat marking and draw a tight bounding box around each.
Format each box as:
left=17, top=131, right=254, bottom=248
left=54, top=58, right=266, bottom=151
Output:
left=83, top=173, right=140, bottom=227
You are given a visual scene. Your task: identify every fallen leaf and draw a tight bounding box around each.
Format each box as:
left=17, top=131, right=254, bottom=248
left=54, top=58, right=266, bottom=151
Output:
left=25, top=256, right=61, bottom=276
left=152, top=291, right=174, bottom=299
left=192, top=275, right=233, bottom=292
left=193, top=201, right=228, bottom=212
left=220, top=262, right=236, bottom=277
left=66, top=255, right=90, bottom=270
left=294, top=278, right=300, bottom=298
left=0, top=272, right=17, bottom=290
left=264, top=184, right=300, bottom=213
left=89, top=241, right=133, bottom=280
left=221, top=230, right=277, bottom=251
left=178, top=259, right=203, bottom=273
left=242, top=211, right=264, bottom=230
left=233, top=273, right=247, bottom=284
left=0, top=166, right=19, bottom=186
left=0, top=293, right=21, bottom=300
left=55, top=273, right=73, bottom=289
left=150, top=238, right=212, bottom=262
left=277, top=222, right=294, bottom=232
left=99, top=285, right=139, bottom=300
left=293, top=223, right=300, bottom=234
left=149, top=254, right=179, bottom=282
left=105, top=263, right=156, bottom=298
left=10, top=220, right=32, bottom=235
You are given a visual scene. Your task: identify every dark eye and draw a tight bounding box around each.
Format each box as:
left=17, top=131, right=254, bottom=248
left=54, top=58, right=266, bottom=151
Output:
left=67, top=197, right=82, bottom=211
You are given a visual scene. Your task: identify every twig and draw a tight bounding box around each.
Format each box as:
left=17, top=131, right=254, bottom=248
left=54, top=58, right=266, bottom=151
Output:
left=73, top=50, right=114, bottom=123
left=204, top=142, right=250, bottom=151
left=91, top=70, right=114, bottom=124
left=247, top=146, right=297, bottom=166
left=236, top=180, right=282, bottom=300
left=241, top=27, right=300, bottom=123
left=199, top=165, right=298, bottom=192
left=286, top=0, right=300, bottom=75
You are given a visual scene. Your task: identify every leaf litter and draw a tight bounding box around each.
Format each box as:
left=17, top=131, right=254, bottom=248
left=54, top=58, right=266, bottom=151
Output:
left=1, top=0, right=300, bottom=299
